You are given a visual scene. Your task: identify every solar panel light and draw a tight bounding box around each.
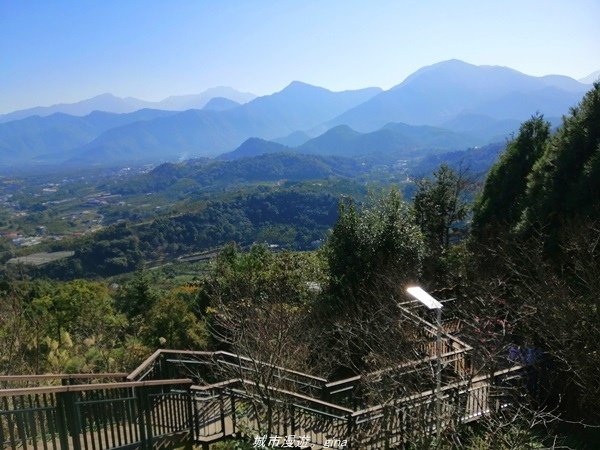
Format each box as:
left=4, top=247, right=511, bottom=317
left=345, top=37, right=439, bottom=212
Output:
left=406, top=286, right=443, bottom=310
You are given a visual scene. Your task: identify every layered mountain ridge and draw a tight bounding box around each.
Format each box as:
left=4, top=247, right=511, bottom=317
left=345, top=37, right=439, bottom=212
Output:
left=0, top=60, right=593, bottom=167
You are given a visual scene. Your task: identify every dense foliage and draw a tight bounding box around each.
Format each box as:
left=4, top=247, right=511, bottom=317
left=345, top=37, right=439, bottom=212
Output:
left=33, top=189, right=339, bottom=278
left=473, top=83, right=600, bottom=242
left=470, top=83, right=600, bottom=423
left=109, top=152, right=370, bottom=196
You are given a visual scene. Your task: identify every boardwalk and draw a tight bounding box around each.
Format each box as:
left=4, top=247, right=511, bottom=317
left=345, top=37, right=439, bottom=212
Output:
left=1, top=312, right=525, bottom=449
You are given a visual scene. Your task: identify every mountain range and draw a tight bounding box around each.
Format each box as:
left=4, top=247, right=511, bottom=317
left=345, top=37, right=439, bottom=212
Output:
left=325, top=60, right=589, bottom=132
left=220, top=122, right=479, bottom=162
left=0, top=60, right=594, bottom=168
left=0, top=87, right=256, bottom=123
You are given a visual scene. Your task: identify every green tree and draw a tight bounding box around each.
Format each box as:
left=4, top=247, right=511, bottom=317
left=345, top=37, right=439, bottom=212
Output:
left=28, top=280, right=126, bottom=372
left=413, top=164, right=471, bottom=283
left=115, top=271, right=159, bottom=319
left=519, top=83, right=600, bottom=235
left=326, top=188, right=424, bottom=302
left=142, top=294, right=207, bottom=349
left=318, top=188, right=425, bottom=374
left=199, top=243, right=326, bottom=311
left=472, top=115, right=550, bottom=241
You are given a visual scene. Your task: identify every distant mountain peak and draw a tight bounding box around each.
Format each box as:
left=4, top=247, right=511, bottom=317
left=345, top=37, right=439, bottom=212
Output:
left=579, top=70, right=600, bottom=84
left=429, top=58, right=473, bottom=67
left=397, top=59, right=516, bottom=88
left=219, top=137, right=289, bottom=160
left=287, top=80, right=315, bottom=88
left=324, top=124, right=359, bottom=135
left=202, top=97, right=241, bottom=111
left=280, top=81, right=327, bottom=93
left=92, top=92, right=119, bottom=99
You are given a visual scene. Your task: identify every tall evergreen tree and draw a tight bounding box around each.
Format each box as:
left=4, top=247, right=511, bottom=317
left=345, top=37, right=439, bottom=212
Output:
left=519, top=83, right=600, bottom=234
left=325, top=188, right=424, bottom=303
left=472, top=115, right=550, bottom=240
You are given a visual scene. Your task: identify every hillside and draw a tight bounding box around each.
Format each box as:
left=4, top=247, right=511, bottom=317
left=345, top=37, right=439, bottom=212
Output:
left=0, top=109, right=177, bottom=165
left=36, top=188, right=342, bottom=278
left=219, top=138, right=290, bottom=160
left=110, top=152, right=370, bottom=196
left=202, top=97, right=241, bottom=111
left=222, top=122, right=478, bottom=161
left=58, top=83, right=382, bottom=165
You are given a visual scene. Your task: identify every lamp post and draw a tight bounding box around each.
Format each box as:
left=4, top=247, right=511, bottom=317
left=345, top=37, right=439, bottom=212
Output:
left=406, top=286, right=443, bottom=443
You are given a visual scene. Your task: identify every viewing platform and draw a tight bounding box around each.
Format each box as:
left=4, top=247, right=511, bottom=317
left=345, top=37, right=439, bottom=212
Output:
left=0, top=309, right=525, bottom=449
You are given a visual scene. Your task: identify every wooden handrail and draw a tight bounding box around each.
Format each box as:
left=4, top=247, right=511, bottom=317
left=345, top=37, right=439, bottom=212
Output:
left=0, top=378, right=193, bottom=397
left=326, top=347, right=470, bottom=390
left=215, top=350, right=328, bottom=382
left=0, top=373, right=128, bottom=382
left=397, top=304, right=472, bottom=350
left=127, top=349, right=327, bottom=384
left=126, top=348, right=163, bottom=380
left=191, top=378, right=354, bottom=414
left=351, top=365, right=524, bottom=417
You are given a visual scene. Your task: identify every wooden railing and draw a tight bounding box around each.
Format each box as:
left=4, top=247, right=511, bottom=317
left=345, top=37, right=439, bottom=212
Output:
left=126, top=344, right=472, bottom=410
left=128, top=350, right=328, bottom=397
left=350, top=366, right=524, bottom=448
left=0, top=374, right=128, bottom=389
left=185, top=366, right=525, bottom=449
left=0, top=319, right=522, bottom=450
left=0, top=378, right=192, bottom=450
left=190, top=378, right=353, bottom=448
left=0, top=361, right=524, bottom=450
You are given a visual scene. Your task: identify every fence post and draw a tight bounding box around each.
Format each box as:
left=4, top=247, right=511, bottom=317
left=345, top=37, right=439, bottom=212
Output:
left=136, top=385, right=153, bottom=450
left=219, top=391, right=226, bottom=434
left=490, top=371, right=501, bottom=415
left=289, top=403, right=295, bottom=436
left=55, top=393, right=70, bottom=450
left=56, top=391, right=81, bottom=450
left=346, top=414, right=354, bottom=450
left=231, top=394, right=237, bottom=434
left=186, top=386, right=195, bottom=444
left=383, top=406, right=390, bottom=450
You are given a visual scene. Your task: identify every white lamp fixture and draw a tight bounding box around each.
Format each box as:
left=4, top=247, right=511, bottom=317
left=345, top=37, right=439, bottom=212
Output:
left=406, top=286, right=443, bottom=310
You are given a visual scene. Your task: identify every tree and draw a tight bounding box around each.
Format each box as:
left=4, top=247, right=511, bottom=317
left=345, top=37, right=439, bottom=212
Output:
left=519, top=83, right=600, bottom=236
left=20, top=280, right=127, bottom=373
left=115, top=271, right=159, bottom=319
left=414, top=164, right=470, bottom=253
left=316, top=188, right=425, bottom=374
left=325, top=188, right=424, bottom=303
left=142, top=293, right=207, bottom=349
left=472, top=115, right=550, bottom=241
left=201, top=245, right=319, bottom=437
left=198, top=243, right=326, bottom=316
left=413, top=164, right=472, bottom=284
left=465, top=84, right=600, bottom=433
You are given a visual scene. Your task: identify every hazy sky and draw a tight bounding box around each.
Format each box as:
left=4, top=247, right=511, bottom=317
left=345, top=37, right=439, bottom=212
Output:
left=2, top=0, right=600, bottom=113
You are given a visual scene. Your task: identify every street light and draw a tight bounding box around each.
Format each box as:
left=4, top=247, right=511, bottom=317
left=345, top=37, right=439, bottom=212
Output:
left=406, top=286, right=443, bottom=442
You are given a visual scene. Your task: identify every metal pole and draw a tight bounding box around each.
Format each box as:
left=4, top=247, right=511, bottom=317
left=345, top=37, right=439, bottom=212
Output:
left=435, top=307, right=442, bottom=444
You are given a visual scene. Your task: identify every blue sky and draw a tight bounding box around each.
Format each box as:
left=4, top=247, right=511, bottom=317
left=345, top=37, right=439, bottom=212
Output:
left=2, top=0, right=599, bottom=113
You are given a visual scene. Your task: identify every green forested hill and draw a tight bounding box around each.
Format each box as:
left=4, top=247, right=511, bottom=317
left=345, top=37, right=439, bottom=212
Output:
left=473, top=82, right=600, bottom=239
left=36, top=188, right=340, bottom=278
left=109, top=152, right=370, bottom=196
